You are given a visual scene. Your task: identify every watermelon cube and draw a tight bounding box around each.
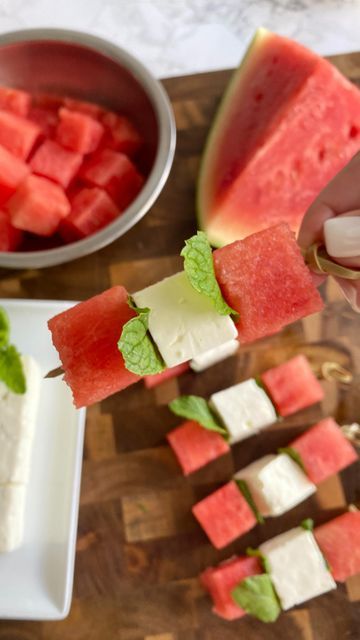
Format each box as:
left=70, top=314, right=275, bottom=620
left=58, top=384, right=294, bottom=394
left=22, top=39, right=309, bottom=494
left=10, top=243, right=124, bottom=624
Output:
left=7, top=175, right=70, bottom=236
left=56, top=107, right=104, bottom=154
left=314, top=512, right=360, bottom=582
left=48, top=286, right=141, bottom=407
left=30, top=140, right=83, bottom=189
left=213, top=223, right=324, bottom=343
left=192, top=480, right=257, bottom=549
left=59, top=188, right=119, bottom=242
left=167, top=420, right=230, bottom=475
left=261, top=354, right=324, bottom=417
left=63, top=97, right=105, bottom=119
left=0, top=87, right=31, bottom=117
left=28, top=107, right=59, bottom=138
left=101, top=112, right=143, bottom=156
left=0, top=209, right=22, bottom=251
left=0, top=144, right=30, bottom=205
left=290, top=417, right=358, bottom=485
left=81, top=149, right=144, bottom=210
left=200, top=555, right=262, bottom=620
left=0, top=110, right=40, bottom=159
left=144, top=362, right=189, bottom=389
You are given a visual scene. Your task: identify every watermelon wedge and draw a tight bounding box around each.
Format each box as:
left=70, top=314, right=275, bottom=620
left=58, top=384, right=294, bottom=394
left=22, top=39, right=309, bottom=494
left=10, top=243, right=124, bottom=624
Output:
left=167, top=420, right=230, bottom=475
left=30, top=139, right=83, bottom=189
left=0, top=110, right=41, bottom=160
left=198, top=29, right=360, bottom=245
left=0, top=209, right=22, bottom=251
left=56, top=108, right=104, bottom=154
left=314, top=511, right=360, bottom=582
left=59, top=188, right=119, bottom=242
left=0, top=87, right=31, bottom=117
left=101, top=112, right=143, bottom=156
left=0, top=144, right=30, bottom=205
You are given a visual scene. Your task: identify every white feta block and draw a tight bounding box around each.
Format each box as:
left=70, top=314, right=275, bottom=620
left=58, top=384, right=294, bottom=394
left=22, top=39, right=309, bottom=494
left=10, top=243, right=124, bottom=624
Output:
left=209, top=378, right=277, bottom=444
left=0, top=355, right=41, bottom=440
left=0, top=432, right=33, bottom=484
left=259, top=527, right=336, bottom=610
left=0, top=485, right=26, bottom=553
left=190, top=339, right=239, bottom=372
left=132, top=271, right=237, bottom=368
left=234, top=453, right=316, bottom=517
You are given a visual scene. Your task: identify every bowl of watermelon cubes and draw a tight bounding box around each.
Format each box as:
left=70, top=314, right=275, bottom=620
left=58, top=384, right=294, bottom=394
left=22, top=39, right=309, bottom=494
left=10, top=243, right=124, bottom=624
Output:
left=0, top=28, right=176, bottom=268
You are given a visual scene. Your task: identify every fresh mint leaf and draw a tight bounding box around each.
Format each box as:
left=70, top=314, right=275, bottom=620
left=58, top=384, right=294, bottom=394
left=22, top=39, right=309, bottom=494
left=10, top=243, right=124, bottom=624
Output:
left=301, top=518, right=314, bottom=531
left=235, top=478, right=265, bottom=524
left=169, top=395, right=228, bottom=436
left=278, top=446, right=306, bottom=473
left=181, top=231, right=236, bottom=316
left=0, top=345, right=26, bottom=394
left=118, top=307, right=166, bottom=376
left=232, top=574, right=281, bottom=623
left=246, top=547, right=271, bottom=574
left=0, top=307, right=10, bottom=348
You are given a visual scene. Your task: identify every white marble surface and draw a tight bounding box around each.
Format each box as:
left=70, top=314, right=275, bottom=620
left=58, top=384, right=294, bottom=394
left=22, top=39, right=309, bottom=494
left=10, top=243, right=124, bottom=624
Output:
left=0, top=0, right=359, bottom=78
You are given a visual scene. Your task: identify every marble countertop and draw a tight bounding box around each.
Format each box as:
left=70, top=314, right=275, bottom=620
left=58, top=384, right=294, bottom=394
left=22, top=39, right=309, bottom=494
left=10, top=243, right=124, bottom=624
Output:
left=0, top=0, right=359, bottom=78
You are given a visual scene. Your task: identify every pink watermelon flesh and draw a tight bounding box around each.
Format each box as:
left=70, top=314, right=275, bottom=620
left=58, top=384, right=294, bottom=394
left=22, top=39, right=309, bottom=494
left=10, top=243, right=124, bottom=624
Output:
left=144, top=362, right=190, bottom=389
left=101, top=112, right=143, bottom=156
left=0, top=144, right=30, bottom=205
left=192, top=480, right=257, bottom=549
left=290, top=417, right=358, bottom=485
left=30, top=139, right=83, bottom=189
left=198, top=29, right=360, bottom=246
left=0, top=209, right=22, bottom=251
left=59, top=188, right=119, bottom=242
left=213, top=223, right=323, bottom=344
left=63, top=97, right=105, bottom=120
left=7, top=175, right=70, bottom=236
left=261, top=354, right=324, bottom=417
left=200, top=555, right=262, bottom=620
left=0, top=87, right=31, bottom=117
left=0, top=110, right=40, bottom=159
left=314, top=512, right=360, bottom=582
left=48, top=286, right=140, bottom=407
left=28, top=106, right=59, bottom=138
left=167, top=420, right=230, bottom=475
left=56, top=108, right=104, bottom=154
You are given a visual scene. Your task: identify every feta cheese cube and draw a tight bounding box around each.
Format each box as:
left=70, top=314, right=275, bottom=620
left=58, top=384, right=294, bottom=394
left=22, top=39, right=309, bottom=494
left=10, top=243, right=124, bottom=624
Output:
left=0, top=355, right=41, bottom=439
left=234, top=453, right=316, bottom=516
left=132, top=271, right=237, bottom=368
left=0, top=432, right=33, bottom=483
left=0, top=485, right=26, bottom=552
left=259, top=527, right=336, bottom=610
left=190, top=339, right=239, bottom=372
left=209, top=378, right=277, bottom=444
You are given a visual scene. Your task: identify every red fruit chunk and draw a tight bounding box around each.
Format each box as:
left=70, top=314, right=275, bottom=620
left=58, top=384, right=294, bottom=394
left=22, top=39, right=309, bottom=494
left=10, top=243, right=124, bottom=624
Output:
left=314, top=512, right=360, bottom=582
left=59, top=188, right=119, bottom=242
left=200, top=555, right=262, bottom=620
left=102, top=112, right=142, bottom=156
left=56, top=107, right=104, bottom=154
left=7, top=175, right=70, bottom=236
left=192, top=480, right=257, bottom=549
left=0, top=87, right=31, bottom=116
left=81, top=149, right=144, bottom=210
left=290, top=417, right=358, bottom=484
left=144, top=362, right=189, bottom=389
left=261, top=354, right=324, bottom=417
left=0, top=144, right=30, bottom=205
left=48, top=286, right=141, bottom=407
left=33, top=93, right=63, bottom=110
left=28, top=107, right=59, bottom=138
left=63, top=97, right=104, bottom=119
left=213, top=223, right=324, bottom=343
left=30, top=140, right=83, bottom=189
left=0, top=209, right=22, bottom=251
left=0, top=110, right=40, bottom=159
left=167, top=420, right=230, bottom=475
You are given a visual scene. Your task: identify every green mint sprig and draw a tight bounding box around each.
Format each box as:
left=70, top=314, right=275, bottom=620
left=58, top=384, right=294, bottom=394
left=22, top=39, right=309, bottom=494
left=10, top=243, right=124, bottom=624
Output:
left=231, top=574, right=281, bottom=623
left=301, top=518, right=314, bottom=531
left=169, top=395, right=228, bottom=436
left=246, top=547, right=271, bottom=574
left=235, top=478, right=265, bottom=524
left=118, top=303, right=166, bottom=376
left=278, top=446, right=306, bottom=473
left=0, top=307, right=26, bottom=394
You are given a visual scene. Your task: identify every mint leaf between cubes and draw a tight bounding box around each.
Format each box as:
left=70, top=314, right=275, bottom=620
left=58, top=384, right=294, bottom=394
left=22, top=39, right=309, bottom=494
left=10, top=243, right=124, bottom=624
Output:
left=0, top=307, right=26, bottom=394
left=181, top=231, right=236, bottom=316
left=232, top=574, right=281, bottom=623
left=301, top=518, right=314, bottom=531
left=118, top=304, right=166, bottom=376
left=278, top=446, right=306, bottom=473
left=246, top=547, right=271, bottom=574
left=235, top=478, right=265, bottom=524
left=169, top=395, right=228, bottom=436
left=0, top=307, right=10, bottom=348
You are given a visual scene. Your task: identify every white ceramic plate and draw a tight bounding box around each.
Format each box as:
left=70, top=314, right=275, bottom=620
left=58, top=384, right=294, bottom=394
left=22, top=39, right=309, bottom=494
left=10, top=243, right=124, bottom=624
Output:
left=0, top=299, right=86, bottom=620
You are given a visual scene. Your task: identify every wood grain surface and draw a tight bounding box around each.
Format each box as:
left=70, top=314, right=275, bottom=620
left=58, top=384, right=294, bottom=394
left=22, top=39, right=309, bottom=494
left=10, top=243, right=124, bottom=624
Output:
left=0, top=51, right=360, bottom=639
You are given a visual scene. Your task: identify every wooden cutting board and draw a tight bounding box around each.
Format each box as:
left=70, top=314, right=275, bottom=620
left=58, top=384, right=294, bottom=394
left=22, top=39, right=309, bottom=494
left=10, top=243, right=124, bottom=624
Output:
left=0, top=51, right=360, bottom=640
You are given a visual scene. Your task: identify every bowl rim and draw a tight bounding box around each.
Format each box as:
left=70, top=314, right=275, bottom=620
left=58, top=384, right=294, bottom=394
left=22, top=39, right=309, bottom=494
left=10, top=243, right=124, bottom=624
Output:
left=0, top=28, right=176, bottom=268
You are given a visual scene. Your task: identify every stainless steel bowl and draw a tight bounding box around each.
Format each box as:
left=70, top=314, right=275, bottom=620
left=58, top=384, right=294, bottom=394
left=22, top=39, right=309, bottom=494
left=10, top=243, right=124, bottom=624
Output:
left=0, top=29, right=176, bottom=268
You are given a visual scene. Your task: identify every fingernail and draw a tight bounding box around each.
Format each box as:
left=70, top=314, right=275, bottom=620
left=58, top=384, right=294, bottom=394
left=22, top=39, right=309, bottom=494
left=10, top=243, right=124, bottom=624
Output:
left=324, top=217, right=360, bottom=258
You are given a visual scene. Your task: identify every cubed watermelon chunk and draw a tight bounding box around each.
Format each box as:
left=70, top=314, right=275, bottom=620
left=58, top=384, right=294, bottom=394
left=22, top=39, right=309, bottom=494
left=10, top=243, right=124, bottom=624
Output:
left=48, top=286, right=140, bottom=407
left=200, top=555, right=262, bottom=620
left=144, top=362, right=190, bottom=389
left=192, top=480, right=257, bottom=549
left=0, top=87, right=31, bottom=116
left=0, top=110, right=40, bottom=159
left=167, top=420, right=230, bottom=475
left=28, top=106, right=59, bottom=138
left=81, top=149, right=144, bottom=210
left=261, top=354, right=324, bottom=417
left=0, top=209, right=22, bottom=251
left=63, top=97, right=105, bottom=119
left=7, top=175, right=70, bottom=236
left=59, top=188, right=119, bottom=242
left=290, top=417, right=358, bottom=485
left=0, top=144, right=30, bottom=205
left=101, top=112, right=143, bottom=156
left=314, top=512, right=360, bottom=582
left=30, top=140, right=83, bottom=189
left=213, top=223, right=324, bottom=343
left=56, top=107, right=104, bottom=154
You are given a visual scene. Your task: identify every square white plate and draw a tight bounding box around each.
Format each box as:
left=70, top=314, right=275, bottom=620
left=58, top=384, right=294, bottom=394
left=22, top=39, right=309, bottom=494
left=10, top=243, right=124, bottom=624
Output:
left=0, top=298, right=86, bottom=620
